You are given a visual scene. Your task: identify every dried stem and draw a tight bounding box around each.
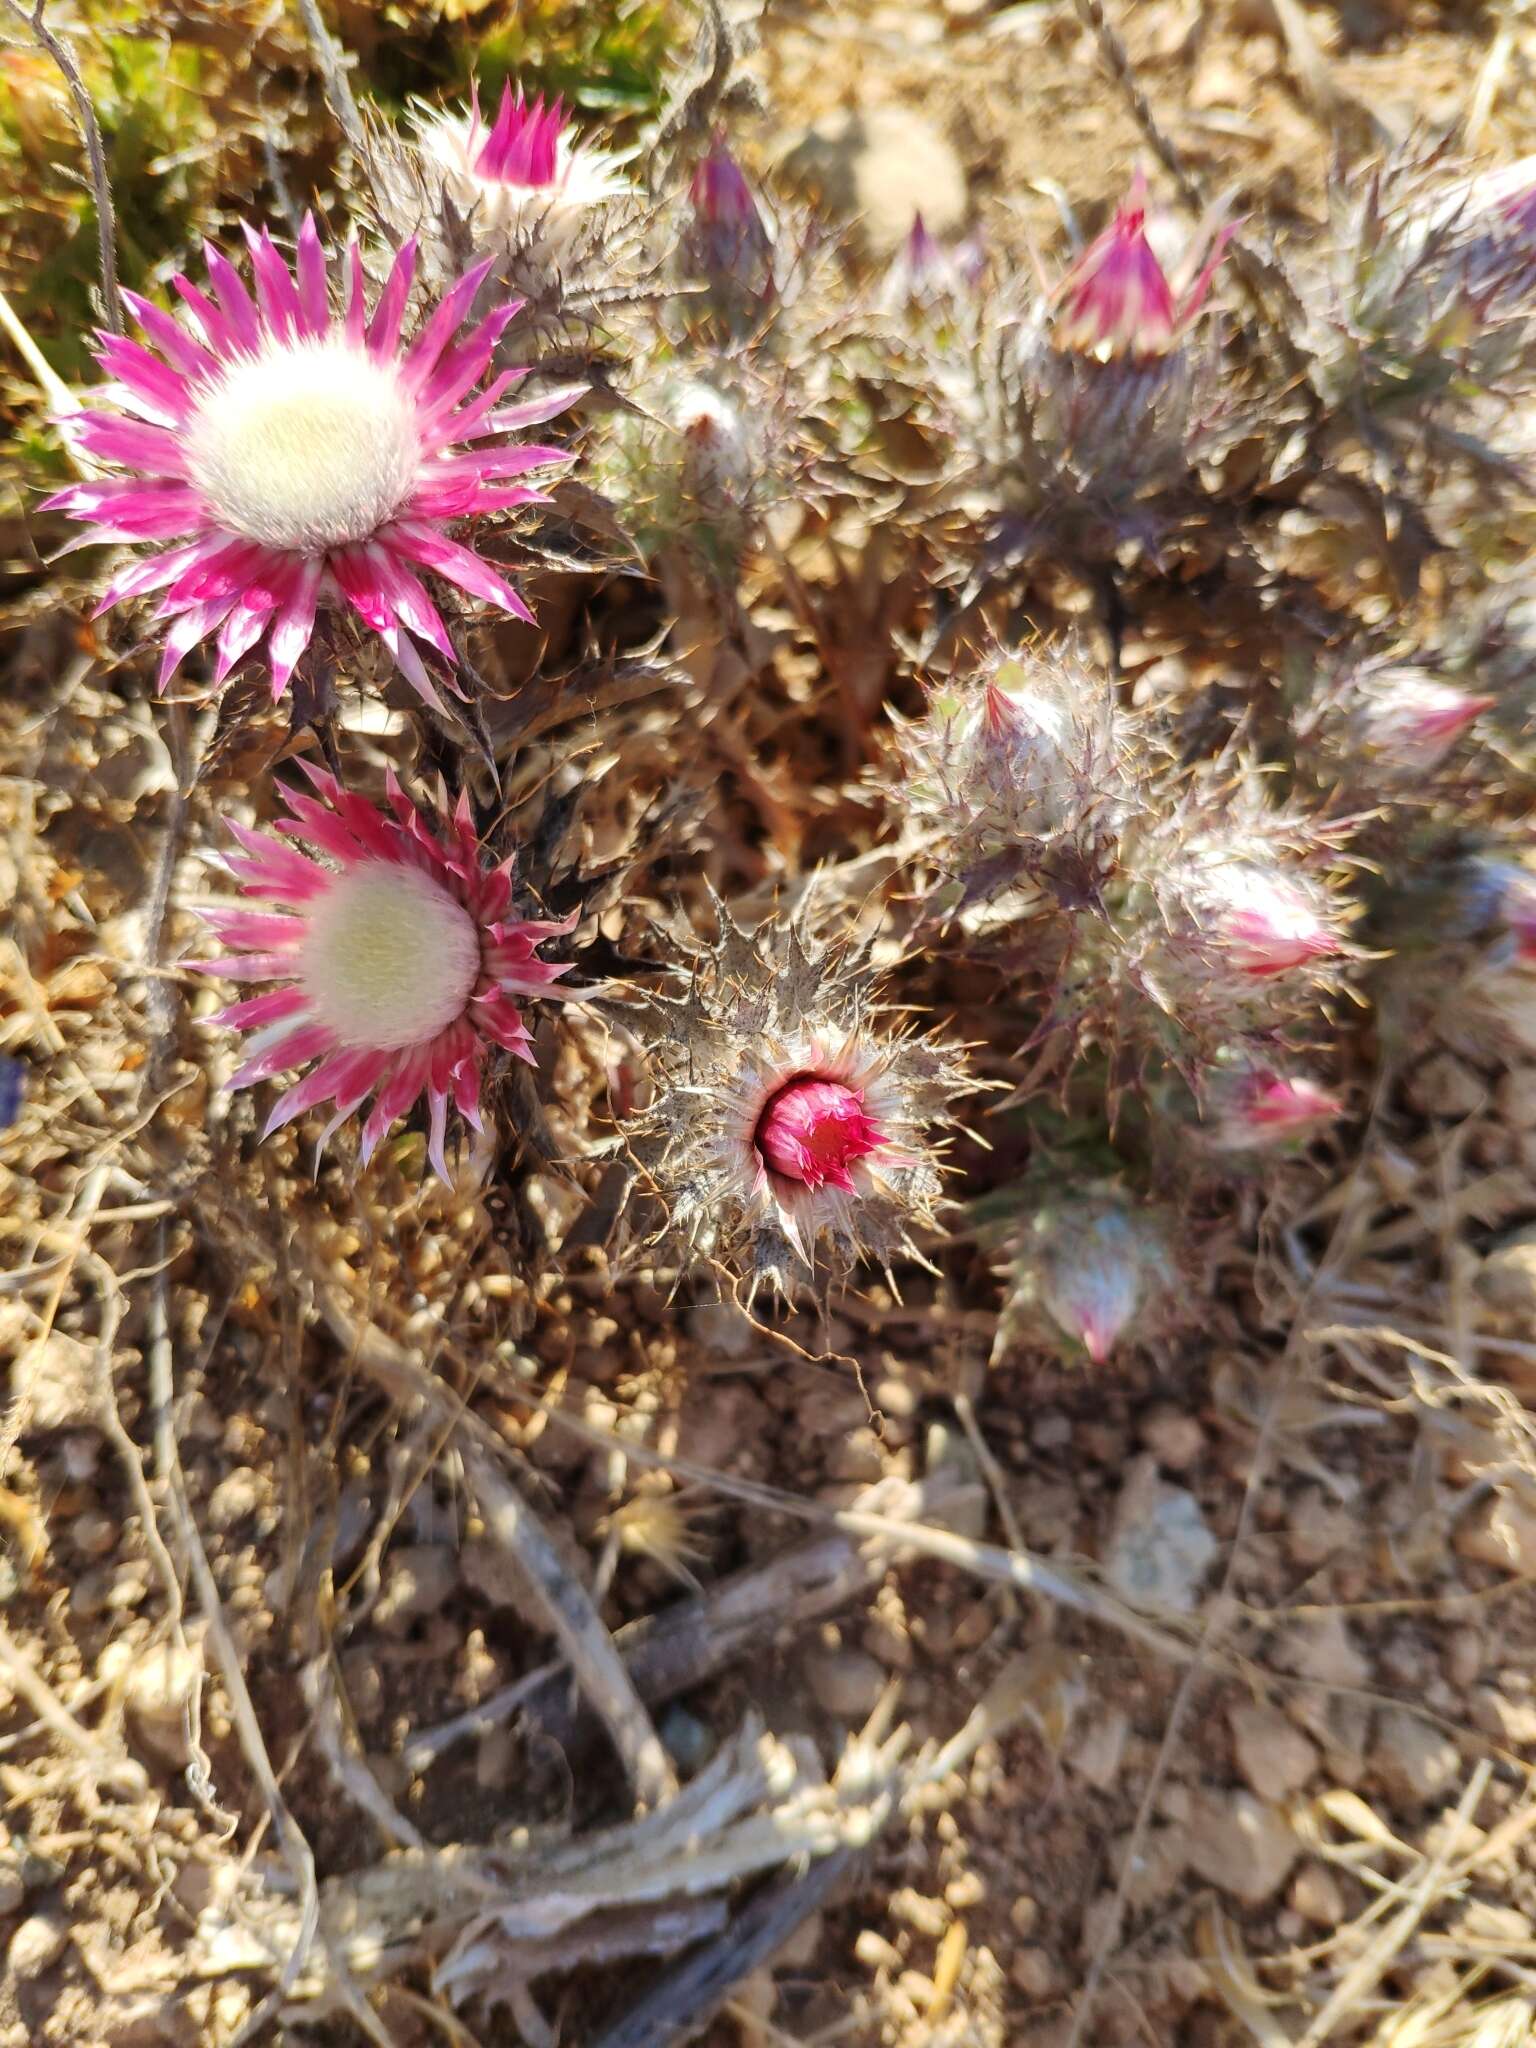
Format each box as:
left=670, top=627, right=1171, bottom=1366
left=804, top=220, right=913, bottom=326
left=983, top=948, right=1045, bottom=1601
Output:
left=294, top=0, right=366, bottom=157
left=4, top=0, right=121, bottom=335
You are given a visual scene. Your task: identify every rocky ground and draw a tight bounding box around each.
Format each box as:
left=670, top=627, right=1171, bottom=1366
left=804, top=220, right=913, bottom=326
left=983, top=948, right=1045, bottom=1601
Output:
left=3, top=1, right=1536, bottom=2046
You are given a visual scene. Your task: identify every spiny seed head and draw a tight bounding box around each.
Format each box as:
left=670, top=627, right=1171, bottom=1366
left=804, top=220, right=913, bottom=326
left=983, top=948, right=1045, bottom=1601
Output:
left=624, top=899, right=968, bottom=1300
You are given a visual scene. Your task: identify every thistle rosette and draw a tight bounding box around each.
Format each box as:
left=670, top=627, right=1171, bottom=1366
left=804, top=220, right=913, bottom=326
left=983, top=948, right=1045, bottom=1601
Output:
left=415, top=85, right=633, bottom=262
left=47, top=213, right=581, bottom=706
left=192, top=765, right=576, bottom=1181
left=626, top=904, right=967, bottom=1298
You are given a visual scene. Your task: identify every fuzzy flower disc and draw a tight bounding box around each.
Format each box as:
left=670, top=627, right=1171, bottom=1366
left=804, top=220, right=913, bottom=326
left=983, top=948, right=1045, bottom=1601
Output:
left=193, top=764, right=576, bottom=1180
left=300, top=863, right=480, bottom=1050
left=47, top=212, right=582, bottom=705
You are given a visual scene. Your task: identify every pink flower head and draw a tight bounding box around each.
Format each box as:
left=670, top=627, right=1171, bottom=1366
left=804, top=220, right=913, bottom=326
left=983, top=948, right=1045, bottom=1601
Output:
left=475, top=85, right=564, bottom=188
left=1203, top=863, right=1342, bottom=977
left=1206, top=1062, right=1342, bottom=1150
left=1051, top=171, right=1232, bottom=361
left=46, top=212, right=582, bottom=707
left=755, top=1075, right=886, bottom=1194
left=415, top=86, right=630, bottom=252
left=192, top=764, right=576, bottom=1181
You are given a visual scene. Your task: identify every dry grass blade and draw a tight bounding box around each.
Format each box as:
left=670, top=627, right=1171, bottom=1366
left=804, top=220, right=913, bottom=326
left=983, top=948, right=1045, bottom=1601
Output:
left=457, top=1441, right=678, bottom=1812
left=1296, top=1763, right=1492, bottom=2047
left=311, top=1281, right=675, bottom=1811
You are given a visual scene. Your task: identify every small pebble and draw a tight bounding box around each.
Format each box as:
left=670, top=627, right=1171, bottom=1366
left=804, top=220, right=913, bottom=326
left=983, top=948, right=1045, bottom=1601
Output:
left=9, top=1912, right=66, bottom=1979
left=1229, top=1701, right=1319, bottom=1802
left=1011, top=1947, right=1061, bottom=1999
left=1289, top=1861, right=1345, bottom=1927
left=206, top=1467, right=263, bottom=1533
left=1138, top=1407, right=1205, bottom=1472
left=805, top=1645, right=886, bottom=1722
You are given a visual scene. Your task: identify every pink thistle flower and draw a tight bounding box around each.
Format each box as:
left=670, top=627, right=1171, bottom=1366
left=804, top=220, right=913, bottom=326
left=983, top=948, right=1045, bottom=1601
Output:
left=755, top=1075, right=886, bottom=1194
left=191, top=765, right=576, bottom=1181
left=1051, top=171, right=1232, bottom=361
left=46, top=212, right=582, bottom=706
left=1203, top=1060, right=1343, bottom=1150
left=417, top=85, right=631, bottom=253
left=1198, top=862, right=1343, bottom=977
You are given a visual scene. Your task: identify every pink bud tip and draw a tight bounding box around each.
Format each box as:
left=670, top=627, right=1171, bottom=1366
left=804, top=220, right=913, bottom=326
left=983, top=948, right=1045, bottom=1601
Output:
left=1501, top=180, right=1536, bottom=238
left=475, top=85, right=565, bottom=189
left=1243, top=1073, right=1343, bottom=1131
left=755, top=1075, right=886, bottom=1193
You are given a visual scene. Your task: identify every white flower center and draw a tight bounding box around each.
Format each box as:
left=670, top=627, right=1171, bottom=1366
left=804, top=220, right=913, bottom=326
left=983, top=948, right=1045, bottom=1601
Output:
left=187, top=341, right=421, bottom=553
left=301, top=862, right=480, bottom=1051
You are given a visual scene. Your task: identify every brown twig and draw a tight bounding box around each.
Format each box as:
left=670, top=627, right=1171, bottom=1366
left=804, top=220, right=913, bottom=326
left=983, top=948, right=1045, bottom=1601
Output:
left=145, top=1254, right=324, bottom=2048
left=4, top=0, right=121, bottom=335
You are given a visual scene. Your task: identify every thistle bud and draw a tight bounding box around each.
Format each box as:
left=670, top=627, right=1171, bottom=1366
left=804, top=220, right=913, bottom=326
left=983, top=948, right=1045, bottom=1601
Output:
left=1199, top=1055, right=1343, bottom=1151
left=1000, top=1195, right=1172, bottom=1367
left=1193, top=859, right=1343, bottom=977
left=879, top=210, right=981, bottom=315
left=681, top=129, right=774, bottom=311
left=1350, top=667, right=1492, bottom=774
left=889, top=646, right=1127, bottom=898
left=1050, top=171, right=1231, bottom=363
left=754, top=1076, right=886, bottom=1193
